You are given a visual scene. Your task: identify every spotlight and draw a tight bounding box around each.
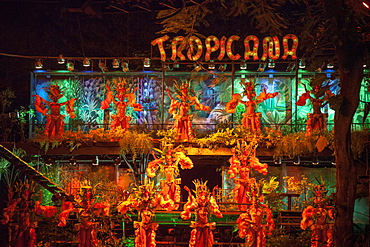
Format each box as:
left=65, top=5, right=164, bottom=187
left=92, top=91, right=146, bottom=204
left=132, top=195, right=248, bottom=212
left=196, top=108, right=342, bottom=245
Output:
left=112, top=58, right=120, bottom=69
left=286, top=62, right=296, bottom=72
left=114, top=157, right=121, bottom=165
left=69, top=157, right=77, bottom=166
left=66, top=61, right=74, bottom=72
left=311, top=156, right=319, bottom=165
left=92, top=156, right=99, bottom=166
left=218, top=64, right=227, bottom=72
left=144, top=58, right=151, bottom=68
left=293, top=156, right=300, bottom=165
left=257, top=63, right=266, bottom=72
left=331, top=156, right=336, bottom=166
left=274, top=157, right=282, bottom=165
left=121, top=62, right=129, bottom=72
left=99, top=60, right=108, bottom=72
left=35, top=59, right=43, bottom=69
left=240, top=61, right=247, bottom=70
left=83, top=58, right=90, bottom=67
left=208, top=60, right=215, bottom=70
left=58, top=54, right=65, bottom=64
left=326, top=63, right=334, bottom=69
left=268, top=59, right=275, bottom=68
left=45, top=158, right=52, bottom=166
left=299, top=59, right=306, bottom=68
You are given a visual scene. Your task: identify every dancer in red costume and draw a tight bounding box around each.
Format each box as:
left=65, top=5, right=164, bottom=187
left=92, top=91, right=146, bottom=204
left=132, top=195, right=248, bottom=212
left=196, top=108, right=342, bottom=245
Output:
left=180, top=180, right=223, bottom=247
left=228, top=141, right=268, bottom=211
left=117, top=180, right=168, bottom=247
left=236, top=192, right=275, bottom=247
left=166, top=81, right=210, bottom=141
left=301, top=184, right=335, bottom=247
left=101, top=79, right=142, bottom=132
left=33, top=85, right=76, bottom=139
left=226, top=78, right=278, bottom=131
left=296, top=83, right=334, bottom=134
left=146, top=144, right=193, bottom=210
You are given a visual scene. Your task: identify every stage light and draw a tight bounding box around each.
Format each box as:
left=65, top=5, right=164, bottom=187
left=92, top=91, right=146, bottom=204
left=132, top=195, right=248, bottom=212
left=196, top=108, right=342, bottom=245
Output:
left=114, top=157, right=121, bottom=165
left=286, top=62, right=296, bottom=72
left=257, top=63, right=266, bottom=72
left=144, top=58, right=151, bottom=67
left=299, top=59, right=306, bottom=68
left=66, top=61, right=74, bottom=71
left=240, top=61, right=247, bottom=70
left=208, top=60, right=215, bottom=70
left=293, top=156, right=300, bottom=165
left=35, top=59, right=43, bottom=69
left=92, top=156, right=99, bottom=166
left=58, top=54, right=65, bottom=64
left=312, top=156, right=319, bottom=165
left=274, top=157, right=282, bottom=165
left=121, top=62, right=129, bottom=72
left=99, top=60, right=108, bottom=72
left=363, top=1, right=370, bottom=8
left=326, top=63, right=334, bottom=69
left=45, top=158, right=52, bottom=166
left=218, top=64, right=227, bottom=72
left=112, top=58, right=120, bottom=68
left=268, top=59, right=275, bottom=68
left=69, top=157, right=77, bottom=165
left=83, top=58, right=90, bottom=67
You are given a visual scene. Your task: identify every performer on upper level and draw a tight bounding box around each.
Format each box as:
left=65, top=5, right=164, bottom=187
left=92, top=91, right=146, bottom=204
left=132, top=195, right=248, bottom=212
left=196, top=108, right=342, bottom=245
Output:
left=33, top=85, right=76, bottom=139
left=226, top=78, right=278, bottom=131
left=101, top=79, right=143, bottom=132
left=296, top=83, right=334, bottom=134
left=166, top=80, right=210, bottom=141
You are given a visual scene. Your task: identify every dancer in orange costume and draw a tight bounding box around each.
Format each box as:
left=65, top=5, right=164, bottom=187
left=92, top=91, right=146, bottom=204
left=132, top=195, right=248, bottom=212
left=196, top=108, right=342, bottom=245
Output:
left=75, top=211, right=98, bottom=247
left=146, top=144, right=193, bottom=210
left=117, top=180, right=167, bottom=247
left=226, top=78, right=278, bottom=131
left=236, top=192, right=275, bottom=247
left=296, top=83, right=334, bottom=134
left=180, top=180, right=223, bottom=247
left=228, top=141, right=268, bottom=211
left=166, top=81, right=210, bottom=141
left=33, top=85, right=76, bottom=139
left=101, top=79, right=143, bottom=132
left=300, top=184, right=335, bottom=247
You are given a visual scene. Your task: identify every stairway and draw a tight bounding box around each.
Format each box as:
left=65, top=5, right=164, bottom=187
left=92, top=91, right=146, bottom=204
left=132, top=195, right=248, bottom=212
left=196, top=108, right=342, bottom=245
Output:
left=277, top=210, right=302, bottom=228
left=0, top=144, right=69, bottom=200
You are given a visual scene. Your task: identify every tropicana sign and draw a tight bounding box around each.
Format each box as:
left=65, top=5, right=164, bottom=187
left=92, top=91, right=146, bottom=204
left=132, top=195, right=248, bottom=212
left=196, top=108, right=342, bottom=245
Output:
left=151, top=34, right=299, bottom=62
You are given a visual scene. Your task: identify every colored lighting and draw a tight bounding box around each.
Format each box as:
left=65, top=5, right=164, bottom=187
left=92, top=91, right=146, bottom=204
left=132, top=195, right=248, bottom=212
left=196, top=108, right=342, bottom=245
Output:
left=112, top=58, right=120, bottom=68
left=299, top=59, right=306, bottom=68
left=144, top=58, right=151, bottom=67
left=35, top=59, right=43, bottom=69
left=83, top=58, right=90, bottom=67
left=58, top=54, right=65, bottom=64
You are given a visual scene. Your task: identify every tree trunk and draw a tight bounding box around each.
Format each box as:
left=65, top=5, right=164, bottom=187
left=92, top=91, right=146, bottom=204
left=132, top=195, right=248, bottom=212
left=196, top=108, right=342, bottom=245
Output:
left=334, top=43, right=364, bottom=247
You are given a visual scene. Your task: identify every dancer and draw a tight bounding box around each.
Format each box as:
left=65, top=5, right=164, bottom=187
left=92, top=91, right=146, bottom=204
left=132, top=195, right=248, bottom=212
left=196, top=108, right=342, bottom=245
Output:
left=146, top=144, right=193, bottom=210
left=101, top=79, right=143, bottom=132
left=226, top=78, right=278, bottom=131
left=166, top=81, right=210, bottom=141
left=33, top=85, right=76, bottom=139
left=180, top=180, right=223, bottom=247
